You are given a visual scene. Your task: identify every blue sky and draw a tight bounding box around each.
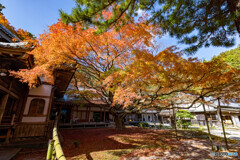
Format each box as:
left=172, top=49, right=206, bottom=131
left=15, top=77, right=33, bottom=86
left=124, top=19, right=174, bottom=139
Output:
left=2, top=0, right=240, bottom=60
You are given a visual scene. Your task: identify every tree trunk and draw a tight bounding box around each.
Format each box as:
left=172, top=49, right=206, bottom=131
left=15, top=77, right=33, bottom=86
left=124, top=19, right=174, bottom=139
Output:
left=113, top=114, right=125, bottom=130
left=202, top=97, right=214, bottom=151
left=227, top=0, right=240, bottom=35
left=172, top=105, right=179, bottom=140
left=217, top=98, right=229, bottom=150
left=179, top=116, right=182, bottom=129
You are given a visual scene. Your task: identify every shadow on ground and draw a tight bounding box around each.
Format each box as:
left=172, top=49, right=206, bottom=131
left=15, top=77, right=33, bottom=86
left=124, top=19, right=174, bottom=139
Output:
left=59, top=128, right=239, bottom=160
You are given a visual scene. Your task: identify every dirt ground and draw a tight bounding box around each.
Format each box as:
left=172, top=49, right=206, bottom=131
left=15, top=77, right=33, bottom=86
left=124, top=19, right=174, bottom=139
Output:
left=13, top=127, right=240, bottom=160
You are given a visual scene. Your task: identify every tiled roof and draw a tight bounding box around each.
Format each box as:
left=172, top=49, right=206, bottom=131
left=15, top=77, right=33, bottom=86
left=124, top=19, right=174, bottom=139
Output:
left=0, top=23, right=19, bottom=40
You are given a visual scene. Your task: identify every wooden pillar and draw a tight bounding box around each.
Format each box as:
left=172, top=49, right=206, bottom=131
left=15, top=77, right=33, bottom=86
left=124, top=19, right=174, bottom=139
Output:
left=216, top=104, right=222, bottom=126
left=162, top=116, right=165, bottom=126
left=0, top=78, right=13, bottom=124
left=5, top=114, right=14, bottom=143
left=217, top=98, right=229, bottom=150
left=172, top=104, right=178, bottom=140
left=202, top=96, right=214, bottom=151
left=88, top=107, right=91, bottom=122
left=100, top=108, right=102, bottom=122
left=0, top=94, right=9, bottom=123
left=104, top=110, right=106, bottom=122
left=86, top=106, right=89, bottom=123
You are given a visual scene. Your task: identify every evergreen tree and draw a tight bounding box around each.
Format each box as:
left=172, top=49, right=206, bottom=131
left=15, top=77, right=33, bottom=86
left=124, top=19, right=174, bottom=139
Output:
left=217, top=45, right=240, bottom=69
left=60, top=0, right=240, bottom=54
left=176, top=110, right=194, bottom=129
left=0, top=3, right=5, bottom=14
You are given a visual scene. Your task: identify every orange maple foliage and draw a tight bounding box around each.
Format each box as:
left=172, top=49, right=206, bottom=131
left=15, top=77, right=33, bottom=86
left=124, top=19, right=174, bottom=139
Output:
left=10, top=13, right=240, bottom=129
left=10, top=18, right=161, bottom=128
left=104, top=46, right=240, bottom=108
left=0, top=14, right=36, bottom=45
left=11, top=19, right=160, bottom=87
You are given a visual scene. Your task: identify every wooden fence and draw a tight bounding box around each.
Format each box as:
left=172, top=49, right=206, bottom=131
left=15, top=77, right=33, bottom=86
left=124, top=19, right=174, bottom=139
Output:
left=46, top=120, right=66, bottom=160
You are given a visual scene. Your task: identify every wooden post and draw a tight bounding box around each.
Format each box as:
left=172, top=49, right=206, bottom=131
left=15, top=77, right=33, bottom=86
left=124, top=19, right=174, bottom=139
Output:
left=11, top=113, right=15, bottom=125
left=104, top=111, right=106, bottom=122
left=172, top=104, right=178, bottom=140
left=0, top=94, right=9, bottom=123
left=217, top=97, right=229, bottom=150
left=88, top=107, right=91, bottom=122
left=216, top=105, right=222, bottom=126
left=100, top=108, right=102, bottom=122
left=0, top=79, right=13, bottom=124
left=162, top=116, right=165, bottom=127
left=201, top=96, right=214, bottom=151
left=4, top=113, right=16, bottom=143
left=5, top=127, right=11, bottom=143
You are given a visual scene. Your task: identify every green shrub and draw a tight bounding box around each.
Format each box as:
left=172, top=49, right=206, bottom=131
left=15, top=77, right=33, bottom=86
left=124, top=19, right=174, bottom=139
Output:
left=159, top=124, right=163, bottom=129
left=139, top=122, right=149, bottom=127
left=211, top=126, right=217, bottom=129
left=73, top=140, right=79, bottom=148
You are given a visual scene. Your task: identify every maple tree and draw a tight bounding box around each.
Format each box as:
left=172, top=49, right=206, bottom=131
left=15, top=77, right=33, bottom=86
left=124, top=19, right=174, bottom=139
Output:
left=10, top=8, right=240, bottom=130
left=11, top=18, right=240, bottom=129
left=11, top=18, right=160, bottom=129
left=106, top=48, right=240, bottom=148
left=105, top=47, right=240, bottom=107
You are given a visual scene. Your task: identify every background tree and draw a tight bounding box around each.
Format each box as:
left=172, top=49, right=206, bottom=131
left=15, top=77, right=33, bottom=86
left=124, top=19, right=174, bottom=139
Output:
left=0, top=3, right=4, bottom=14
left=217, top=45, right=240, bottom=69
left=176, top=109, right=194, bottom=129
left=60, top=0, right=240, bottom=54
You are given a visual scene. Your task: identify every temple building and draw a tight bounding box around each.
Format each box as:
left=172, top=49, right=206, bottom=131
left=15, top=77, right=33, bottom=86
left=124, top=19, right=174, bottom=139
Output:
left=53, top=98, right=114, bottom=128
left=124, top=104, right=240, bottom=128
left=0, top=24, right=74, bottom=143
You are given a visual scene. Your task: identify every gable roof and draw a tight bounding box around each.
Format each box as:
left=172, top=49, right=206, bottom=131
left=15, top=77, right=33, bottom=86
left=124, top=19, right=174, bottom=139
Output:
left=0, top=24, right=19, bottom=42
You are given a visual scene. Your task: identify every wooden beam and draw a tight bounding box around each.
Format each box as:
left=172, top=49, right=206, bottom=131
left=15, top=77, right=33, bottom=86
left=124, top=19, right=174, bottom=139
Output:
left=0, top=94, right=9, bottom=123
left=0, top=85, right=19, bottom=99
left=0, top=47, right=32, bottom=53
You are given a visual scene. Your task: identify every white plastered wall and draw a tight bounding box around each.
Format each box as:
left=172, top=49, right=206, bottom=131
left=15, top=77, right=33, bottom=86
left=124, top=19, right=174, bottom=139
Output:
left=231, top=116, right=240, bottom=126
left=28, top=84, right=52, bottom=96
left=22, top=84, right=52, bottom=123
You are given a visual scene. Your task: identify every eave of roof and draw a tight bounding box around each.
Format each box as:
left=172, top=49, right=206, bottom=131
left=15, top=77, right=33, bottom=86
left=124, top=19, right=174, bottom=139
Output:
left=0, top=41, right=32, bottom=51
left=0, top=24, right=19, bottom=41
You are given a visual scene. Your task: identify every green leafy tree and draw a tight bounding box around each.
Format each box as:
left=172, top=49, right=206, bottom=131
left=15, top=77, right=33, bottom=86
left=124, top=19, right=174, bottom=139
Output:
left=217, top=45, right=240, bottom=69
left=60, top=0, right=240, bottom=54
left=176, top=109, right=194, bottom=129
left=0, top=3, right=4, bottom=14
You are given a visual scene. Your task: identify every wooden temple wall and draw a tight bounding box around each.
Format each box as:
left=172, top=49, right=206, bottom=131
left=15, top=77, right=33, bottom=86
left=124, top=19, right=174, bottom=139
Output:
left=21, top=84, right=53, bottom=123
left=13, top=121, right=54, bottom=138
left=0, top=76, right=28, bottom=124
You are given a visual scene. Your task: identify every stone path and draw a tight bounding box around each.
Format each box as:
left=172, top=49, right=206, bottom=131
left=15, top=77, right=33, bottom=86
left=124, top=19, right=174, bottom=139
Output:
left=0, top=148, right=21, bottom=160
left=204, top=128, right=240, bottom=141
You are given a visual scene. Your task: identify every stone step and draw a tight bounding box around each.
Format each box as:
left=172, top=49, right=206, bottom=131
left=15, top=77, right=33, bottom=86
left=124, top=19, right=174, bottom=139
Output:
left=0, top=148, right=21, bottom=160
left=0, top=140, right=48, bottom=149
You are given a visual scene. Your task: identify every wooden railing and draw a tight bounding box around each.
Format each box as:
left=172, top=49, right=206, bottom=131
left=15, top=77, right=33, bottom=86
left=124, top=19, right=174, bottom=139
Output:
left=46, top=120, right=66, bottom=160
